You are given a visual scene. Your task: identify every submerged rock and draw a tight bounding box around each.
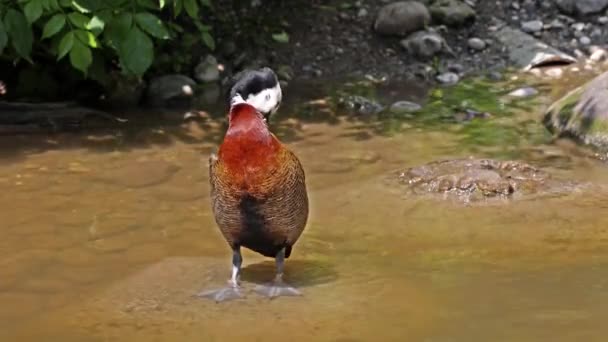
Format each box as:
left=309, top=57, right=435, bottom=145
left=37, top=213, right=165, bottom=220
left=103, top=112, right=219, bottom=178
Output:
left=389, top=100, right=422, bottom=114
left=338, top=95, right=384, bottom=116
left=543, top=71, right=608, bottom=150
left=391, top=158, right=576, bottom=204
left=508, top=87, right=539, bottom=98
left=374, top=1, right=431, bottom=36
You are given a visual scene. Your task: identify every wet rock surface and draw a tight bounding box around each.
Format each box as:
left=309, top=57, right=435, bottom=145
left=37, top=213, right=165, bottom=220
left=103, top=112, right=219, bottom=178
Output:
left=391, top=158, right=579, bottom=204
left=544, top=71, right=608, bottom=151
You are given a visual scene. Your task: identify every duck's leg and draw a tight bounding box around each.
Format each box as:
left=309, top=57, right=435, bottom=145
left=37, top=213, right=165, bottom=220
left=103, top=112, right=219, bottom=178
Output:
left=254, top=247, right=302, bottom=298
left=198, top=247, right=244, bottom=302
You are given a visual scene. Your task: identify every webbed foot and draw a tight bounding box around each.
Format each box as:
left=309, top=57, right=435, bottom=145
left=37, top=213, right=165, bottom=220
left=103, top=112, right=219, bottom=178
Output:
left=254, top=280, right=301, bottom=298
left=197, top=285, right=243, bottom=302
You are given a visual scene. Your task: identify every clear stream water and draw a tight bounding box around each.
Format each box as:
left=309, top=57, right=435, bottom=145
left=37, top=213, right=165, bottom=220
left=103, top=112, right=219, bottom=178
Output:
left=3, top=75, right=608, bottom=341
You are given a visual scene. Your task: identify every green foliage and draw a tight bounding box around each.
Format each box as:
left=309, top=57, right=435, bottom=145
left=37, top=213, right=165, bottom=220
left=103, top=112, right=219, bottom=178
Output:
left=0, top=0, right=215, bottom=77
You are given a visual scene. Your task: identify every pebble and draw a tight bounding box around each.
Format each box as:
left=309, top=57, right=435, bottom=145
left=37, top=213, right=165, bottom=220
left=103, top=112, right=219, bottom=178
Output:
left=521, top=20, right=543, bottom=33
left=599, top=16, right=608, bottom=25
left=580, top=36, right=592, bottom=45
left=508, top=87, right=538, bottom=98
left=589, top=47, right=607, bottom=62
left=572, top=22, right=585, bottom=31
left=357, top=8, right=368, bottom=17
left=436, top=72, right=460, bottom=85
left=467, top=37, right=486, bottom=50
left=487, top=71, right=503, bottom=81
left=389, top=101, right=422, bottom=114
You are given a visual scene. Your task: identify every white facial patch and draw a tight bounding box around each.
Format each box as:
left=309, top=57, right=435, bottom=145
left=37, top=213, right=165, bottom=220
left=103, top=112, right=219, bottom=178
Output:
left=230, top=93, right=246, bottom=106
left=244, top=83, right=282, bottom=115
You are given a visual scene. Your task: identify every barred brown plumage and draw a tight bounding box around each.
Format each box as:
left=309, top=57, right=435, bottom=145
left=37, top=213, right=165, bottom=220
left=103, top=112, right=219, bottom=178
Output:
left=199, top=100, right=309, bottom=302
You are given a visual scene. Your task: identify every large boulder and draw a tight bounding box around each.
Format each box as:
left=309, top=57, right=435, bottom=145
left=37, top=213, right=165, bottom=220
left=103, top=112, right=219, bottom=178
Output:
left=374, top=1, right=431, bottom=37
left=429, top=0, right=476, bottom=27
left=543, top=71, right=608, bottom=150
left=554, top=0, right=608, bottom=15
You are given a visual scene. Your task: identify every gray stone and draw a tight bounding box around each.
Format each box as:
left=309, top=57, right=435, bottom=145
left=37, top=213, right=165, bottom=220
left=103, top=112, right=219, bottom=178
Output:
left=492, top=20, right=576, bottom=70
left=194, top=55, right=220, bottom=83
left=580, top=36, right=592, bottom=45
left=146, top=74, right=196, bottom=107
left=571, top=22, right=586, bottom=31
left=400, top=30, right=449, bottom=59
left=374, top=1, right=431, bottom=37
left=430, top=0, right=476, bottom=26
left=543, top=71, right=608, bottom=150
left=508, top=87, right=539, bottom=98
left=389, top=100, right=422, bottom=114
left=598, top=16, right=608, bottom=24
left=467, top=37, right=486, bottom=50
left=436, top=72, right=460, bottom=85
left=555, top=0, right=608, bottom=16
left=521, top=20, right=543, bottom=33
left=358, top=8, right=369, bottom=17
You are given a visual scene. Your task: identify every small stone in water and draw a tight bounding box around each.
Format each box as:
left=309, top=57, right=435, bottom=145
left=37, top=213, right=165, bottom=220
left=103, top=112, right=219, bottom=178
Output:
left=598, top=16, right=608, bottom=25
left=521, top=20, right=543, bottom=33
left=389, top=101, right=422, bottom=114
left=580, top=36, right=592, bottom=45
left=436, top=72, right=460, bottom=85
left=508, top=87, right=538, bottom=98
left=467, top=37, right=486, bottom=51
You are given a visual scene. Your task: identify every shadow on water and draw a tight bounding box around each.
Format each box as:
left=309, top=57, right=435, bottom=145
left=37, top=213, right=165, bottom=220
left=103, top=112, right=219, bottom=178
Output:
left=241, top=259, right=339, bottom=288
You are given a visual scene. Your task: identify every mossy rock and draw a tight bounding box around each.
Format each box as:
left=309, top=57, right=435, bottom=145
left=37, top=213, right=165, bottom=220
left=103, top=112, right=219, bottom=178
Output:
left=543, top=71, right=608, bottom=150
left=429, top=0, right=476, bottom=27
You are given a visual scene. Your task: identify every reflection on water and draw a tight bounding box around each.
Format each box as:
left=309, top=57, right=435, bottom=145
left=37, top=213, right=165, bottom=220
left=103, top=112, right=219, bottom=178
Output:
left=2, top=78, right=608, bottom=341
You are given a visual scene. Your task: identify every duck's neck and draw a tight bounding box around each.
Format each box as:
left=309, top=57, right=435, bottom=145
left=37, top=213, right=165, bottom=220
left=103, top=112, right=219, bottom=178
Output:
left=225, top=103, right=271, bottom=142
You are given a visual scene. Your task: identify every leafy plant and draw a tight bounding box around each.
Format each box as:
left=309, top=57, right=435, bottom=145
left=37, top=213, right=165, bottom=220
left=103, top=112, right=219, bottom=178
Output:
left=0, top=0, right=215, bottom=77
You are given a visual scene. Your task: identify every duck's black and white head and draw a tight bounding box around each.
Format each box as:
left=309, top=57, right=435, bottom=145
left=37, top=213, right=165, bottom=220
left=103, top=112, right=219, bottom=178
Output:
left=229, top=67, right=282, bottom=120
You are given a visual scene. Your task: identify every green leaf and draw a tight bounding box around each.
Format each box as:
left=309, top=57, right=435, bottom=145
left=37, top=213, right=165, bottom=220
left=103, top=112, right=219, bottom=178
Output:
left=135, top=12, right=169, bottom=39
left=68, top=12, right=89, bottom=28
left=119, top=27, right=153, bottom=75
left=272, top=31, right=289, bottom=43
left=0, top=21, right=7, bottom=54
left=24, top=0, right=44, bottom=24
left=136, top=0, right=158, bottom=9
left=183, top=0, right=199, bottom=18
left=4, top=9, right=34, bottom=60
left=199, top=0, right=211, bottom=7
left=159, top=0, right=165, bottom=8
left=173, top=0, right=183, bottom=17
left=86, top=15, right=104, bottom=36
left=69, top=39, right=92, bottom=75
left=104, top=13, right=132, bottom=50
left=201, top=31, right=214, bottom=50
left=75, top=29, right=98, bottom=48
left=57, top=30, right=74, bottom=60
left=42, top=13, right=66, bottom=39
left=48, top=0, right=60, bottom=10
left=72, top=0, right=100, bottom=12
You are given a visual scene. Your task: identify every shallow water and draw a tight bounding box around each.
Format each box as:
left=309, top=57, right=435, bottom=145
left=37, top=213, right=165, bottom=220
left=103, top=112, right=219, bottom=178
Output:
left=2, top=77, right=608, bottom=341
